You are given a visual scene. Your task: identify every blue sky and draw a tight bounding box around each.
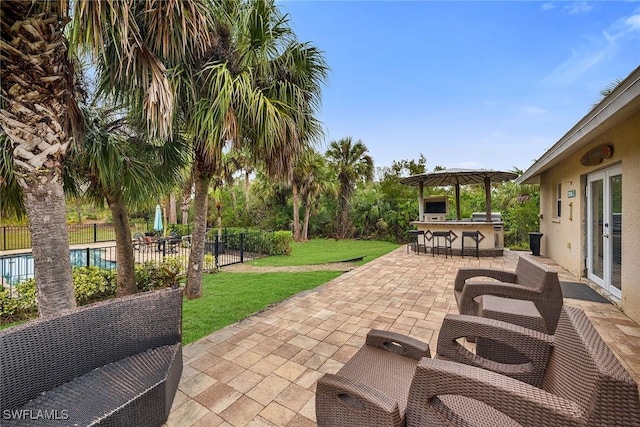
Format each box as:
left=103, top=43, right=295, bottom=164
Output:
left=280, top=1, right=640, bottom=174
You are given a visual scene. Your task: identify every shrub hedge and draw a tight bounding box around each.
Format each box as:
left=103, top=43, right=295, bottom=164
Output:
left=0, top=256, right=192, bottom=324
left=207, top=229, right=292, bottom=255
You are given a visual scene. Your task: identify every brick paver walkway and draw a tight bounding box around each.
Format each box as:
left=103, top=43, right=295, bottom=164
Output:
left=165, top=248, right=640, bottom=427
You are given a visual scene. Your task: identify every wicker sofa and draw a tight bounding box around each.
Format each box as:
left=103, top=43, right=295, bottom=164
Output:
left=0, top=288, right=183, bottom=427
left=317, top=307, right=640, bottom=426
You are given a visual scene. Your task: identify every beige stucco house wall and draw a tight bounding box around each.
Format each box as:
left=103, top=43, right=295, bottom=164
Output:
left=519, top=66, right=640, bottom=324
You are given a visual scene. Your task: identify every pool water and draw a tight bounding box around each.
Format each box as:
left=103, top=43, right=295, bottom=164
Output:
left=1, top=249, right=116, bottom=286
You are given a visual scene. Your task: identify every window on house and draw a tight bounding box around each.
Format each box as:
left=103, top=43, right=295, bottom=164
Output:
left=556, top=183, right=562, bottom=218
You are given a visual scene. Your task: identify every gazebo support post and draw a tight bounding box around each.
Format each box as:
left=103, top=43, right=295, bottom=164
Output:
left=419, top=182, right=424, bottom=221
left=455, top=183, right=461, bottom=220
left=485, top=177, right=492, bottom=221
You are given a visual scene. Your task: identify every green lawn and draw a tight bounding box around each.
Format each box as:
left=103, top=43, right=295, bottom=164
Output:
left=250, top=238, right=400, bottom=267
left=2, top=239, right=398, bottom=344
left=182, top=271, right=341, bottom=344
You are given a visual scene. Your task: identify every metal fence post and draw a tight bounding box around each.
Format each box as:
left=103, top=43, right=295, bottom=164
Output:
left=240, top=233, right=244, bottom=263
left=93, top=224, right=98, bottom=243
left=86, top=247, right=91, bottom=267
left=214, top=234, right=219, bottom=268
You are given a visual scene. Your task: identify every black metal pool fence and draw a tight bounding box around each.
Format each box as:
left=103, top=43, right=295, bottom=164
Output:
left=0, top=222, right=155, bottom=251
left=1, top=231, right=270, bottom=294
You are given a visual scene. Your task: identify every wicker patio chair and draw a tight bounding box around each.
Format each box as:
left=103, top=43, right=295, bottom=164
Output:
left=316, top=330, right=430, bottom=427
left=435, top=314, right=553, bottom=387
left=133, top=231, right=153, bottom=252
left=406, top=306, right=640, bottom=427
left=454, top=255, right=563, bottom=335
left=316, top=316, right=554, bottom=426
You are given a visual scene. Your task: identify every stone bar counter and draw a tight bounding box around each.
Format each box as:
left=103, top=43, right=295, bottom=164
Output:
left=410, top=219, right=504, bottom=257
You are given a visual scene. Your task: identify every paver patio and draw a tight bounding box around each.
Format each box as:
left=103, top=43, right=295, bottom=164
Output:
left=165, top=247, right=640, bottom=427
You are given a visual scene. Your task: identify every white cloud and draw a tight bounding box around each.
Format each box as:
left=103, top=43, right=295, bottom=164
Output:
left=543, top=9, right=640, bottom=85
left=541, top=3, right=555, bottom=11
left=612, top=13, right=640, bottom=37
left=523, top=105, right=548, bottom=116
left=563, top=1, right=594, bottom=15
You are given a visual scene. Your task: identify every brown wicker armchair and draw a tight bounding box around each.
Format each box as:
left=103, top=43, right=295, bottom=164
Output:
left=316, top=330, right=430, bottom=427
left=406, top=306, right=640, bottom=426
left=316, top=316, right=554, bottom=426
left=454, top=255, right=563, bottom=335
left=435, top=314, right=553, bottom=387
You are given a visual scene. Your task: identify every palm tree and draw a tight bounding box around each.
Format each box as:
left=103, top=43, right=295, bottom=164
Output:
left=67, top=101, right=188, bottom=296
left=1, top=1, right=211, bottom=316
left=298, top=149, right=333, bottom=241
left=326, top=137, right=374, bottom=238
left=0, top=134, right=25, bottom=219
left=1, top=2, right=82, bottom=315
left=178, top=0, right=326, bottom=299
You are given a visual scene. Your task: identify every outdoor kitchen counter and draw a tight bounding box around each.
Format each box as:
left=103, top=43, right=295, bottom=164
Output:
left=410, top=220, right=504, bottom=256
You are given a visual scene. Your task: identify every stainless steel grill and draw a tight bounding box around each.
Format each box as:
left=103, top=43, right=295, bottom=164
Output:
left=471, top=212, right=502, bottom=222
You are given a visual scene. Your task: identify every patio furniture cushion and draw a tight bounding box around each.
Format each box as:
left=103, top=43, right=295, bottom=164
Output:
left=454, top=256, right=563, bottom=334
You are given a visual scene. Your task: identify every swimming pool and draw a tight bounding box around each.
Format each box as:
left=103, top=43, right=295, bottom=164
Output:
left=1, top=249, right=116, bottom=286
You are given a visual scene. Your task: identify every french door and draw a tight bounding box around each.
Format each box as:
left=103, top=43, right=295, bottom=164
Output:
left=587, top=166, right=622, bottom=298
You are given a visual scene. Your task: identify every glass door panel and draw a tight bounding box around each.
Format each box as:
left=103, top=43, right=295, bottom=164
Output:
left=611, top=174, right=622, bottom=291
left=587, top=166, right=622, bottom=298
left=589, top=178, right=604, bottom=284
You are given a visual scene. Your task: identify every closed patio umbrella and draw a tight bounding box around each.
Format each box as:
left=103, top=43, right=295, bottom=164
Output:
left=153, top=204, right=163, bottom=233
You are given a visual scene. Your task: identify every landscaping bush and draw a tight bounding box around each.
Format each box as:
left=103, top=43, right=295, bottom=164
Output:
left=205, top=229, right=291, bottom=255
left=266, top=231, right=293, bottom=255
left=167, top=224, right=191, bottom=237
left=0, top=281, right=38, bottom=323
left=73, top=266, right=117, bottom=305
left=1, top=259, right=189, bottom=324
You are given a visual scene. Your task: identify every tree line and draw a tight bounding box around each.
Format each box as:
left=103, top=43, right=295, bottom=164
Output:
left=0, top=0, right=539, bottom=319
left=1, top=0, right=329, bottom=316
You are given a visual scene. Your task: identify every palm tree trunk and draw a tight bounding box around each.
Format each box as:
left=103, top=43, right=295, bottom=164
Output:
left=106, top=196, right=137, bottom=296
left=23, top=171, right=77, bottom=317
left=1, top=4, right=77, bottom=316
left=244, top=170, right=251, bottom=211
left=292, top=181, right=301, bottom=241
left=182, top=176, right=192, bottom=225
left=302, top=196, right=312, bottom=241
left=338, top=184, right=352, bottom=239
left=169, top=193, right=177, bottom=224
left=185, top=161, right=212, bottom=299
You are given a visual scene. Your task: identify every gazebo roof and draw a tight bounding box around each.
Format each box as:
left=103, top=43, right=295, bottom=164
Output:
left=400, top=168, right=518, bottom=187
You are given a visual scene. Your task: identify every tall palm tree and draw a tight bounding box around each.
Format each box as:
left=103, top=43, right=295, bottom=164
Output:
left=1, top=1, right=82, bottom=315
left=178, top=0, right=326, bottom=299
left=67, top=101, right=188, bottom=296
left=1, top=1, right=211, bottom=316
left=298, top=149, right=333, bottom=241
left=326, top=137, right=374, bottom=239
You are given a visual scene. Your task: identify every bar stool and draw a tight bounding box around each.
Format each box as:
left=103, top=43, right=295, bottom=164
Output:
left=406, top=230, right=425, bottom=254
left=461, top=231, right=480, bottom=258
left=432, top=231, right=452, bottom=258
